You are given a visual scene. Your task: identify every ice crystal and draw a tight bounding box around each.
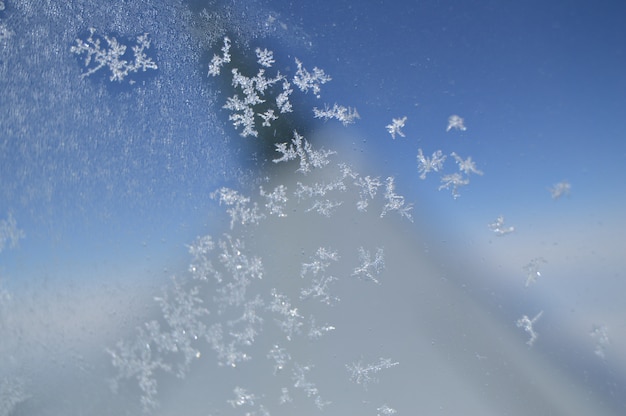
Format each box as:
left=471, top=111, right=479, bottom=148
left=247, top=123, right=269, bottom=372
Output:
left=346, top=357, right=399, bottom=389
left=259, top=184, right=289, bottom=217
left=313, top=103, right=360, bottom=126
left=258, top=108, right=278, bottom=127
left=0, top=213, right=24, bottom=253
left=300, top=247, right=340, bottom=304
left=451, top=152, right=483, bottom=176
left=378, top=404, right=398, bottom=415
left=269, top=289, right=304, bottom=341
left=516, top=311, right=543, bottom=346
left=590, top=325, right=610, bottom=359
left=255, top=47, right=275, bottom=68
left=380, top=177, right=413, bottom=221
left=446, top=114, right=467, bottom=132
left=416, top=149, right=446, bottom=180
left=293, top=58, right=332, bottom=98
left=276, top=79, right=294, bottom=113
left=307, top=317, right=336, bottom=339
left=273, top=130, right=336, bottom=174
left=208, top=36, right=231, bottom=76
left=292, top=363, right=330, bottom=409
left=386, top=116, right=407, bottom=139
left=267, top=344, right=291, bottom=374
left=438, top=173, right=470, bottom=199
left=211, top=187, right=264, bottom=229
left=549, top=181, right=571, bottom=199
left=353, top=175, right=382, bottom=212
left=228, top=386, right=258, bottom=408
left=487, top=215, right=515, bottom=236
left=352, top=247, right=385, bottom=284
left=522, top=257, right=546, bottom=287
left=70, top=28, right=157, bottom=82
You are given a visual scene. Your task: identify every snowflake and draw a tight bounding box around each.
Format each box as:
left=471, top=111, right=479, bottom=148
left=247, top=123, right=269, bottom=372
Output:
left=352, top=174, right=382, bottom=212
left=346, top=357, right=399, bottom=389
left=487, top=215, right=515, bottom=236
left=416, top=149, right=446, bottom=180
left=293, top=58, right=332, bottom=98
left=228, top=386, right=258, bottom=408
left=0, top=213, right=25, bottom=253
left=446, top=114, right=467, bottom=132
left=516, top=310, right=543, bottom=346
left=522, top=257, right=546, bottom=287
left=549, top=181, right=571, bottom=199
left=255, top=47, right=275, bottom=68
left=352, top=247, right=385, bottom=284
left=276, top=79, right=294, bottom=113
left=208, top=36, right=231, bottom=76
left=380, top=177, right=413, bottom=221
left=451, top=152, right=483, bottom=176
left=273, top=130, right=336, bottom=174
left=313, top=103, right=360, bottom=126
left=259, top=184, right=289, bottom=217
left=70, top=28, right=157, bottom=82
left=211, top=187, right=264, bottom=229
left=438, top=172, right=469, bottom=199
left=386, top=116, right=407, bottom=139
left=590, top=324, right=610, bottom=359
left=258, top=108, right=278, bottom=127
left=378, top=404, right=398, bottom=416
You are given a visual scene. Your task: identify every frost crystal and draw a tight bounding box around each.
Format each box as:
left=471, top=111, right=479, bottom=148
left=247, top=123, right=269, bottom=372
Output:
left=0, top=213, right=25, bottom=253
left=549, top=181, right=571, bottom=199
left=273, top=130, right=335, bottom=174
left=313, top=103, right=360, bottom=126
left=70, top=28, right=157, bottom=82
left=352, top=247, right=385, bottom=284
left=228, top=386, right=258, bottom=408
left=487, top=215, right=515, bottom=236
left=446, top=114, right=467, bottom=132
left=208, top=36, right=231, bottom=76
left=292, top=363, right=330, bottom=409
left=276, top=79, right=294, bottom=113
left=353, top=175, right=382, bottom=212
left=269, top=289, right=303, bottom=341
left=380, top=177, right=413, bottom=221
left=522, top=257, right=546, bottom=287
left=378, top=404, right=398, bottom=415
left=259, top=184, right=289, bottom=217
left=293, top=58, right=332, bottom=98
left=267, top=344, right=291, bottom=374
left=516, top=311, right=543, bottom=346
left=386, top=116, right=407, bottom=139
left=438, top=173, right=469, bottom=199
left=451, top=152, right=483, bottom=176
left=346, top=358, right=399, bottom=389
left=300, top=247, right=340, bottom=304
left=416, top=149, right=446, bottom=180
left=211, top=187, right=264, bottom=229
left=590, top=325, right=610, bottom=359
left=255, top=47, right=275, bottom=68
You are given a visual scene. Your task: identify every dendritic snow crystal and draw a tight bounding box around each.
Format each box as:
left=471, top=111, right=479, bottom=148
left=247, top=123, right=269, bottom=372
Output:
left=70, top=28, right=157, bottom=82
left=446, top=114, right=467, bottom=132
left=386, top=116, right=407, bottom=139
left=549, top=181, right=571, bottom=199
left=516, top=310, right=543, bottom=346
left=416, top=149, right=446, bottom=180
left=487, top=215, right=515, bottom=236
left=346, top=357, right=399, bottom=389
left=522, top=257, right=546, bottom=287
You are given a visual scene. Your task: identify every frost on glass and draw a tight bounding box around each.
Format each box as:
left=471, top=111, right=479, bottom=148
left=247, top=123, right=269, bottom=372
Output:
left=487, top=215, right=515, bottom=236
left=549, top=180, right=571, bottom=199
left=70, top=28, right=157, bottom=82
left=386, top=116, right=407, bottom=139
left=516, top=310, right=543, bottom=347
